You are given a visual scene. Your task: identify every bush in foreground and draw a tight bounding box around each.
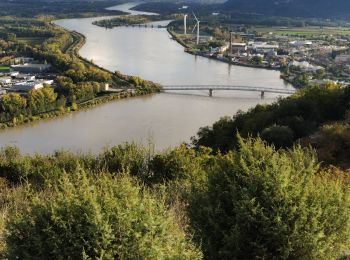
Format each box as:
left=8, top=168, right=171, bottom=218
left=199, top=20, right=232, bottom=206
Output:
left=6, top=172, right=202, bottom=259
left=261, top=124, right=294, bottom=148
left=189, top=136, right=350, bottom=259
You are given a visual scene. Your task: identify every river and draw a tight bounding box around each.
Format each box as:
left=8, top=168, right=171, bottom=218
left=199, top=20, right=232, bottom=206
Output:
left=0, top=3, right=293, bottom=154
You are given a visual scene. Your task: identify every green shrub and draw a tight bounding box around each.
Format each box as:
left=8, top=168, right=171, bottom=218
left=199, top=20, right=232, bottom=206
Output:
left=261, top=124, right=294, bottom=148
left=100, top=143, right=150, bottom=179
left=0, top=147, right=56, bottom=185
left=189, top=136, right=350, bottom=259
left=0, top=147, right=94, bottom=186
left=6, top=172, right=202, bottom=259
left=304, top=122, right=350, bottom=167
left=0, top=180, right=32, bottom=257
left=150, top=145, right=211, bottom=184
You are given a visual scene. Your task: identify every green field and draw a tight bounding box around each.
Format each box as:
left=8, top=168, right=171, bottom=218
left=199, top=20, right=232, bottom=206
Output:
left=0, top=66, right=10, bottom=72
left=254, top=26, right=350, bottom=36
left=17, top=37, right=46, bottom=46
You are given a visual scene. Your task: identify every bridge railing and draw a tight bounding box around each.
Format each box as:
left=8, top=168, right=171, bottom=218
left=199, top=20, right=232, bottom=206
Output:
left=162, top=85, right=296, bottom=95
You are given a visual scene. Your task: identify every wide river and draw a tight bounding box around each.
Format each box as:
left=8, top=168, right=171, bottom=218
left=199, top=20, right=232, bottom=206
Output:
left=0, top=3, right=293, bottom=154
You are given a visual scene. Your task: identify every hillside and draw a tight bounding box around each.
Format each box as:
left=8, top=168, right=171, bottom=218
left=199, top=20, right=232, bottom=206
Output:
left=9, top=0, right=350, bottom=19
left=224, top=0, right=350, bottom=19
left=133, top=0, right=350, bottom=20
left=0, top=0, right=126, bottom=17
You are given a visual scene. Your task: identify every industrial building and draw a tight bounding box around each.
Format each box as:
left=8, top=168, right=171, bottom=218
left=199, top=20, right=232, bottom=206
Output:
left=230, top=43, right=247, bottom=53
left=12, top=57, right=34, bottom=64
left=12, top=79, right=53, bottom=92
left=13, top=74, right=35, bottom=81
left=198, top=36, right=213, bottom=43
left=251, top=43, right=279, bottom=54
left=11, top=63, right=52, bottom=73
left=289, top=60, right=323, bottom=72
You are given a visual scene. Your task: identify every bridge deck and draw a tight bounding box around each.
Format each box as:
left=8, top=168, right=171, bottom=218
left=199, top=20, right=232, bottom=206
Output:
left=162, top=85, right=296, bottom=94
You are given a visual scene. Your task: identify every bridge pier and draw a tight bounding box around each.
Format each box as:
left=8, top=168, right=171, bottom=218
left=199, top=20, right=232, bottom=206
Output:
left=161, top=85, right=296, bottom=96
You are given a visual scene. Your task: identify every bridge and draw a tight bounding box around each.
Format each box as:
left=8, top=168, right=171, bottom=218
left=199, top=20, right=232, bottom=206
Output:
left=125, top=24, right=167, bottom=29
left=162, top=85, right=296, bottom=98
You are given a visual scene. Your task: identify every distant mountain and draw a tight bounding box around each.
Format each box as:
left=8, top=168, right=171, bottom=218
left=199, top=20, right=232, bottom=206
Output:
left=223, top=0, right=350, bottom=18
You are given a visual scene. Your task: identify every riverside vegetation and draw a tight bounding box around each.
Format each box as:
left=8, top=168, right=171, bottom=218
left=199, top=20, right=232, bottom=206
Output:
left=1, top=84, right=350, bottom=259
left=93, top=14, right=173, bottom=28
left=0, top=0, right=128, bottom=18
left=194, top=84, right=350, bottom=155
left=0, top=16, right=160, bottom=128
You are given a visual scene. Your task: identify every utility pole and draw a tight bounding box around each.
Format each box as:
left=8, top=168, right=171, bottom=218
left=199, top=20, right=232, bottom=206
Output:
left=229, top=31, right=233, bottom=54
left=197, top=21, right=200, bottom=45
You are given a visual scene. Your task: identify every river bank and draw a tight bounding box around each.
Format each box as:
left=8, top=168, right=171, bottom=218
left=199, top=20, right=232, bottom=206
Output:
left=0, top=19, right=160, bottom=130
left=0, top=3, right=292, bottom=154
left=0, top=89, right=153, bottom=130
left=167, top=28, right=286, bottom=72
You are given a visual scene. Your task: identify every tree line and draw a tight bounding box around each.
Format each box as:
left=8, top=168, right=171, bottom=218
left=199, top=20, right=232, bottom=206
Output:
left=193, top=84, right=350, bottom=152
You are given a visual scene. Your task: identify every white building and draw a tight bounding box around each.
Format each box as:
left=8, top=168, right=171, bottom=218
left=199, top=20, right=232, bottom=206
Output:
left=198, top=36, right=213, bottom=43
left=219, top=43, right=230, bottom=53
left=289, top=40, right=313, bottom=47
left=252, top=43, right=279, bottom=54
left=12, top=79, right=53, bottom=92
left=0, top=77, right=11, bottom=85
left=211, top=43, right=230, bottom=54
left=289, top=60, right=323, bottom=72
left=14, top=74, right=35, bottom=81
left=102, top=83, right=109, bottom=91
left=230, top=43, right=247, bottom=53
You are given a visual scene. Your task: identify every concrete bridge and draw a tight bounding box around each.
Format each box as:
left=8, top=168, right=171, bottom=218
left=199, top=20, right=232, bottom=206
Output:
left=126, top=24, right=167, bottom=29
left=162, top=85, right=296, bottom=98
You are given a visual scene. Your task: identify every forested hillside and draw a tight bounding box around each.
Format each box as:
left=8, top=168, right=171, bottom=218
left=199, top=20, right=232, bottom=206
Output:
left=224, top=0, right=350, bottom=18
left=0, top=0, right=126, bottom=17
left=193, top=84, right=350, bottom=167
